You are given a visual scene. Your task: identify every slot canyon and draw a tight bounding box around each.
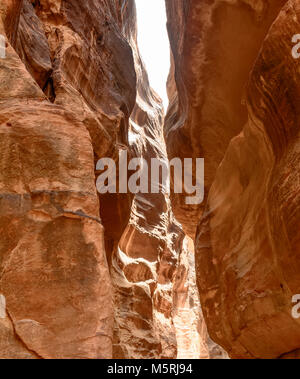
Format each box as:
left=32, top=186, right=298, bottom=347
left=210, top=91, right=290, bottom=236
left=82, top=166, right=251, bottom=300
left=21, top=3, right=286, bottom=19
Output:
left=0, top=0, right=299, bottom=360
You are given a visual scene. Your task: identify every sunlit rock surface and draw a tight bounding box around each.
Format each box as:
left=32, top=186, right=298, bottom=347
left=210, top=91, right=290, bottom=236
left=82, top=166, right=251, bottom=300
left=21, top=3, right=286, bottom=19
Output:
left=173, top=237, right=228, bottom=359
left=112, top=4, right=182, bottom=358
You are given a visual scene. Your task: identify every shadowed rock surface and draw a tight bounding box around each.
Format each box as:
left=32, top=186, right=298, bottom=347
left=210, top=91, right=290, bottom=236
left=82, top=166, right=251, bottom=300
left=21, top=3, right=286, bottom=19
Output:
left=195, top=0, right=300, bottom=359
left=164, top=0, right=300, bottom=359
left=164, top=0, right=288, bottom=238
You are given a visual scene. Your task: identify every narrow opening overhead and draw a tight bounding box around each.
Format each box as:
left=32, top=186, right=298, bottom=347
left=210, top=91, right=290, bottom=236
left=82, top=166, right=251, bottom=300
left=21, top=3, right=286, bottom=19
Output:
left=135, top=0, right=170, bottom=111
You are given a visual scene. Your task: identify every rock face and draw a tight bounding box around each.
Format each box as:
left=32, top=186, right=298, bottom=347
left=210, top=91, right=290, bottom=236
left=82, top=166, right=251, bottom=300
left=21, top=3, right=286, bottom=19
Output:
left=0, top=0, right=121, bottom=359
left=0, top=0, right=215, bottom=360
left=165, top=0, right=288, bottom=238
left=196, top=0, right=300, bottom=359
left=110, top=4, right=225, bottom=357
left=4, top=0, right=298, bottom=361
left=165, top=0, right=300, bottom=359
left=173, top=236, right=228, bottom=359
left=111, top=4, right=203, bottom=359
left=0, top=0, right=145, bottom=359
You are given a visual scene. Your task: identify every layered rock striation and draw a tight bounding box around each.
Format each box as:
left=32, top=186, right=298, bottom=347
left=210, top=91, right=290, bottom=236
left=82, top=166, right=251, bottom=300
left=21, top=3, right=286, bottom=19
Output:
left=0, top=0, right=215, bottom=359
left=165, top=0, right=288, bottom=238
left=2, top=0, right=297, bottom=360
left=196, top=0, right=300, bottom=359
left=0, top=0, right=137, bottom=359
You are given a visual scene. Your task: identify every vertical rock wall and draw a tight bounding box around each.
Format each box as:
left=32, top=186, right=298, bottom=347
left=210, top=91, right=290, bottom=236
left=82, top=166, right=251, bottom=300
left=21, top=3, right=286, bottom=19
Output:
left=164, top=0, right=288, bottom=238
left=0, top=0, right=138, bottom=359
left=196, top=0, right=300, bottom=359
left=112, top=3, right=185, bottom=358
left=0, top=0, right=210, bottom=359
left=3, top=0, right=297, bottom=360
left=164, top=0, right=300, bottom=359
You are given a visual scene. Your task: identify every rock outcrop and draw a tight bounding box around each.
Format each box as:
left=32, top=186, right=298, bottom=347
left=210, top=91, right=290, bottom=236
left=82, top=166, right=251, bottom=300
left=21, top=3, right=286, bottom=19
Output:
left=165, top=0, right=300, bottom=359
left=0, top=0, right=139, bottom=359
left=196, top=0, right=300, bottom=359
left=3, top=0, right=298, bottom=361
left=111, top=3, right=206, bottom=359
left=165, top=0, right=288, bottom=238
left=0, top=0, right=214, bottom=359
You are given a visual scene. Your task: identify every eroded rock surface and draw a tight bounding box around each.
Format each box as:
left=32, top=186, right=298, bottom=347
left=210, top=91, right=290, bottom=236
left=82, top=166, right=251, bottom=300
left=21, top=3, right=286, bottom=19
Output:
left=0, top=0, right=140, bottom=359
left=3, top=0, right=296, bottom=361
left=195, top=0, right=300, bottom=358
left=0, top=0, right=210, bottom=360
left=173, top=236, right=228, bottom=359
left=111, top=5, right=182, bottom=357
left=165, top=0, right=288, bottom=238
left=163, top=0, right=300, bottom=359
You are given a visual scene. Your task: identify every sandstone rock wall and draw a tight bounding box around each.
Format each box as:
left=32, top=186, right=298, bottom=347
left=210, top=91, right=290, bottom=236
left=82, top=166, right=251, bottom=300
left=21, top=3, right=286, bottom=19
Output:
left=196, top=0, right=300, bottom=359
left=165, top=0, right=288, bottom=238
left=0, top=0, right=139, bottom=359
left=0, top=0, right=211, bottom=360
left=112, top=4, right=197, bottom=358
left=165, top=0, right=300, bottom=359
left=3, top=0, right=297, bottom=360
left=173, top=236, right=228, bottom=359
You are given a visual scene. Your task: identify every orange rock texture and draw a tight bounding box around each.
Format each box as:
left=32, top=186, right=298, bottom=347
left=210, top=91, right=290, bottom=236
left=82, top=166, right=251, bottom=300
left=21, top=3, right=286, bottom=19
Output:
left=0, top=0, right=119, bottom=359
left=110, top=1, right=223, bottom=359
left=165, top=0, right=300, bottom=359
left=2, top=0, right=299, bottom=361
left=0, top=0, right=220, bottom=359
left=165, top=0, right=287, bottom=238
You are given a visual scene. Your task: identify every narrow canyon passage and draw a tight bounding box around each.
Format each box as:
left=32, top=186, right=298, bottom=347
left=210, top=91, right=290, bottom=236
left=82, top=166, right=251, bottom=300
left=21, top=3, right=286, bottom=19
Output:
left=0, top=0, right=300, bottom=361
left=0, top=0, right=223, bottom=359
left=135, top=0, right=170, bottom=110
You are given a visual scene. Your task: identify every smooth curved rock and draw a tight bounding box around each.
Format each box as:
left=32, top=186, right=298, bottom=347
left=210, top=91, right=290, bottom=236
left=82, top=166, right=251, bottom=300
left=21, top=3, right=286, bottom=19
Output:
left=111, top=7, right=180, bottom=357
left=165, top=0, right=288, bottom=238
left=196, top=0, right=300, bottom=359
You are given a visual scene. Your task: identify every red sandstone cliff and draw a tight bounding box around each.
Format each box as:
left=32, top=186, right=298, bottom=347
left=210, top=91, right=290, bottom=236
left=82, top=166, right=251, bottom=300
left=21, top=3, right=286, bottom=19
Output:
left=0, top=0, right=128, bottom=359
left=165, top=0, right=288, bottom=238
left=196, top=0, right=300, bottom=359
left=165, top=0, right=300, bottom=359
left=0, top=0, right=214, bottom=359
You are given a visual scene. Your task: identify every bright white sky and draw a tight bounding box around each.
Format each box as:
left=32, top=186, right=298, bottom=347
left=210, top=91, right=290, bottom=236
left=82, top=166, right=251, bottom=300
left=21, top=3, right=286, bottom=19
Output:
left=135, top=0, right=170, bottom=111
